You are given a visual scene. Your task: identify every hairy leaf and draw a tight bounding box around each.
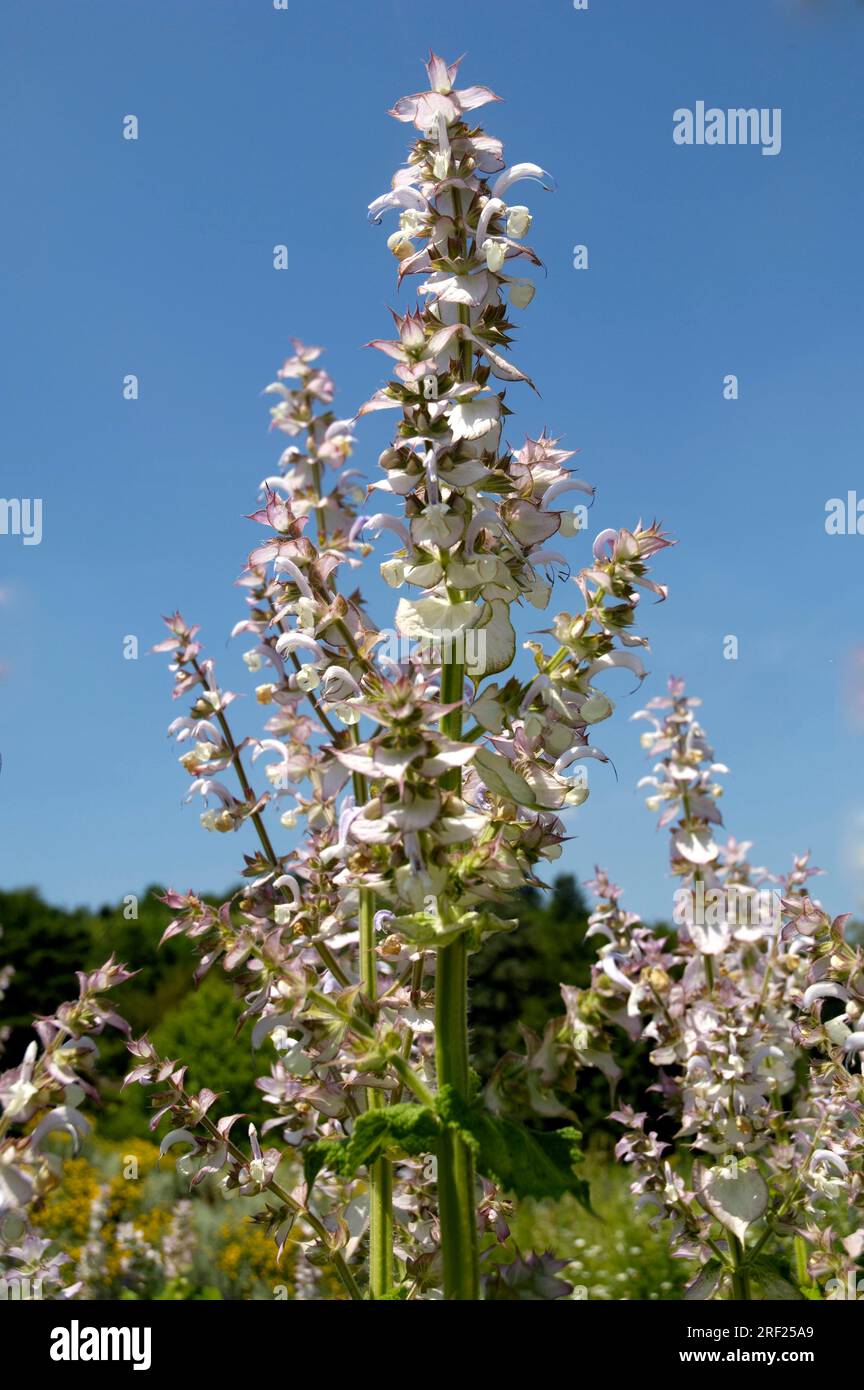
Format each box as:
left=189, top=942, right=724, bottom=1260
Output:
left=303, top=1103, right=441, bottom=1187
left=436, top=1085, right=587, bottom=1204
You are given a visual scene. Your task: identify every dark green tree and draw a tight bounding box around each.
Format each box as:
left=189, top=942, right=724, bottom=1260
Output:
left=0, top=889, right=93, bottom=1053
left=469, top=874, right=592, bottom=1079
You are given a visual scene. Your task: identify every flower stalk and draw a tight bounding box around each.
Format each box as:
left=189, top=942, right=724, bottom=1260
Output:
left=555, top=679, right=862, bottom=1301
left=360, top=886, right=394, bottom=1297
left=142, top=50, right=672, bottom=1301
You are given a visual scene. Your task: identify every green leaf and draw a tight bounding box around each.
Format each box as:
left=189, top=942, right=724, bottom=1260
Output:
left=749, top=1257, right=805, bottom=1301
left=436, top=1086, right=587, bottom=1204
left=303, top=1103, right=441, bottom=1187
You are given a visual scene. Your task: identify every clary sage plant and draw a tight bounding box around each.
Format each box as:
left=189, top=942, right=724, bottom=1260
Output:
left=1, top=52, right=857, bottom=1308
left=134, top=52, right=671, bottom=1301
left=557, top=680, right=863, bottom=1300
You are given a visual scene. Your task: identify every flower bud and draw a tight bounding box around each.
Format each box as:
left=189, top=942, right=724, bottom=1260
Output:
left=643, top=966, right=671, bottom=994
left=256, top=683, right=277, bottom=704
left=387, top=230, right=415, bottom=261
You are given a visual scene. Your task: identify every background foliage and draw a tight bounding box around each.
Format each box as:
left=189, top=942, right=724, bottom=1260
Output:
left=0, top=879, right=680, bottom=1299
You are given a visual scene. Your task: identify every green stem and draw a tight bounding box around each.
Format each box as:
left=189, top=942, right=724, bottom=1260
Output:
left=430, top=183, right=482, bottom=1301
left=435, top=933, right=479, bottom=1300
left=360, top=886, right=393, bottom=1298
left=435, top=654, right=480, bottom=1300
left=729, top=1235, right=752, bottom=1301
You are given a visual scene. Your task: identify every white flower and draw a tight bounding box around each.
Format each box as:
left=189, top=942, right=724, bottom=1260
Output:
left=412, top=503, right=463, bottom=549
left=289, top=597, right=318, bottom=630
left=399, top=209, right=427, bottom=238
left=294, top=665, right=321, bottom=693
left=506, top=205, right=532, bottom=238
left=448, top=395, right=501, bottom=442
left=249, top=1158, right=268, bottom=1188
left=482, top=237, right=507, bottom=273
left=2, top=1079, right=38, bottom=1121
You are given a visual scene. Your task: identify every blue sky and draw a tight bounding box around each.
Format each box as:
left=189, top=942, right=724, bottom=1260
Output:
left=1, top=0, right=863, bottom=923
